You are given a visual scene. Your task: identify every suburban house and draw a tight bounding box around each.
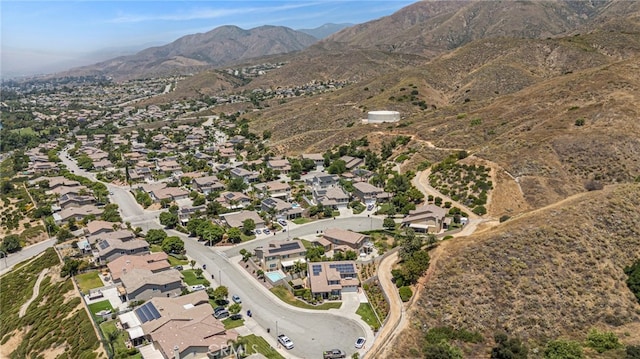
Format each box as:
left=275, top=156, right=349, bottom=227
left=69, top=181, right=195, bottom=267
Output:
left=107, top=252, right=171, bottom=282
left=322, top=228, right=369, bottom=254
left=118, top=291, right=239, bottom=359
left=85, top=220, right=123, bottom=236
left=253, top=180, right=291, bottom=200
left=308, top=261, right=359, bottom=299
left=261, top=197, right=303, bottom=220
left=339, top=155, right=364, bottom=170
left=191, top=176, right=224, bottom=194
left=307, top=173, right=339, bottom=190
left=216, top=191, right=251, bottom=209
left=351, top=182, right=390, bottom=205
left=120, top=268, right=183, bottom=302
left=316, top=187, right=350, bottom=210
left=301, top=153, right=325, bottom=169
left=267, top=159, right=291, bottom=174
left=149, top=187, right=189, bottom=202
left=401, top=204, right=448, bottom=233
left=47, top=176, right=81, bottom=190
left=95, top=237, right=150, bottom=264
left=220, top=210, right=266, bottom=229
left=53, top=205, right=103, bottom=224
left=87, top=229, right=136, bottom=245
left=254, top=240, right=306, bottom=272
left=229, top=167, right=259, bottom=183
left=58, top=193, right=96, bottom=209
left=93, top=159, right=114, bottom=171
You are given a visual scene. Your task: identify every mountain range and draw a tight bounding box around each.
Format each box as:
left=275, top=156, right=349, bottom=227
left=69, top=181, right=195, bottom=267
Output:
left=49, top=0, right=640, bottom=356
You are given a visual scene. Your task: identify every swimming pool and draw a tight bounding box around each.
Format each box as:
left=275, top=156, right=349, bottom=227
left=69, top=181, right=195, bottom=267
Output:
left=265, top=270, right=286, bottom=283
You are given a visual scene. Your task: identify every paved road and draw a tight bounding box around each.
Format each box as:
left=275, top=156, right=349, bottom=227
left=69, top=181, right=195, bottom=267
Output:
left=0, top=238, right=56, bottom=276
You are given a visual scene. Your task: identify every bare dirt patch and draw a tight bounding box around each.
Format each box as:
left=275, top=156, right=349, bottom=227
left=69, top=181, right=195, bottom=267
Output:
left=0, top=329, right=24, bottom=358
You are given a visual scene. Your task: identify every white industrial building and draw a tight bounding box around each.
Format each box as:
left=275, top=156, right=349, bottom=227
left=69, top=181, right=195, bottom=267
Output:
left=365, top=110, right=400, bottom=123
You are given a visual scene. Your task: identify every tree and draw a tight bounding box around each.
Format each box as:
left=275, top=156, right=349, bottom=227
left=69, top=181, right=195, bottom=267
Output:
left=383, top=217, right=396, bottom=230
left=190, top=259, right=196, bottom=269
left=61, top=258, right=82, bottom=277
left=159, top=211, right=179, bottom=229
left=1, top=234, right=21, bottom=253
left=229, top=303, right=242, bottom=315
left=56, top=228, right=74, bottom=242
left=194, top=268, right=204, bottom=279
left=105, top=328, right=121, bottom=359
left=398, top=286, right=413, bottom=302
left=145, top=229, right=167, bottom=245
left=306, top=246, right=325, bottom=262
left=491, top=332, right=528, bottom=359
left=627, top=345, right=640, bottom=359
left=242, top=218, right=256, bottom=235
left=227, top=227, right=242, bottom=243
left=213, top=286, right=229, bottom=301
left=161, top=236, right=184, bottom=254
left=327, top=159, right=347, bottom=174
left=345, top=250, right=358, bottom=260
left=624, top=259, right=640, bottom=304
left=227, top=177, right=248, bottom=192
left=544, top=340, right=584, bottom=359
left=102, top=204, right=122, bottom=222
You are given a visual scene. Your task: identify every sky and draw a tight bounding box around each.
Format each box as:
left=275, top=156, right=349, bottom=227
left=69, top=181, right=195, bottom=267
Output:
left=1, top=1, right=416, bottom=77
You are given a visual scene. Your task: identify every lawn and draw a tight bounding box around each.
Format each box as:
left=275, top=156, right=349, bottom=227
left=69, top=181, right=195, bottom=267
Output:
left=222, top=317, right=245, bottom=329
left=88, top=300, right=114, bottom=316
left=241, top=334, right=284, bottom=359
left=300, top=239, right=314, bottom=249
left=150, top=244, right=163, bottom=252
left=240, top=233, right=256, bottom=242
left=182, top=269, right=211, bottom=286
left=270, top=286, right=342, bottom=310
left=76, top=271, right=104, bottom=293
left=100, top=321, right=142, bottom=359
left=356, top=302, right=382, bottom=330
left=292, top=217, right=312, bottom=225
left=167, top=254, right=188, bottom=266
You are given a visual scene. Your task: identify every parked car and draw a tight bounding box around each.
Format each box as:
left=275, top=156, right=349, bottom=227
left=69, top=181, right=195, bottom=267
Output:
left=190, top=284, right=206, bottom=291
left=173, top=265, right=183, bottom=270
left=232, top=295, right=242, bottom=303
left=278, top=334, right=294, bottom=350
left=214, top=310, right=229, bottom=319
left=214, top=306, right=226, bottom=314
left=323, top=349, right=346, bottom=359
left=255, top=229, right=262, bottom=235
left=263, top=229, right=270, bottom=235
left=355, top=337, right=366, bottom=349
left=278, top=219, right=287, bottom=226
left=230, top=313, right=242, bottom=320
left=367, top=204, right=374, bottom=211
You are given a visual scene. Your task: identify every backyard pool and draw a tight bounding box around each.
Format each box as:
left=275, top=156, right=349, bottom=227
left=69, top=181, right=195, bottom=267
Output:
left=265, top=270, right=286, bottom=283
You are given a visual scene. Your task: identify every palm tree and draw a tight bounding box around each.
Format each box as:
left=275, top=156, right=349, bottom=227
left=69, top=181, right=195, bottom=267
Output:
left=104, top=329, right=121, bottom=359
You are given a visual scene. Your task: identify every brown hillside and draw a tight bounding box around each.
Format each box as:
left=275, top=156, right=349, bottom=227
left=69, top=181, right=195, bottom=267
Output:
left=389, top=183, right=640, bottom=358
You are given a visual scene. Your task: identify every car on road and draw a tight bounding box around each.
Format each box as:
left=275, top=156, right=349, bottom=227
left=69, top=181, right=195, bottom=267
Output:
left=109, top=191, right=114, bottom=195
left=278, top=334, right=294, bottom=350
left=355, top=337, right=366, bottom=349
left=323, top=349, right=346, bottom=359
left=232, top=294, right=242, bottom=303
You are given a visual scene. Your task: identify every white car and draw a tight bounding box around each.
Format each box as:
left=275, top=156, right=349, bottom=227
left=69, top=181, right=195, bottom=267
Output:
left=355, top=337, right=366, bottom=349
left=278, top=334, right=294, bottom=350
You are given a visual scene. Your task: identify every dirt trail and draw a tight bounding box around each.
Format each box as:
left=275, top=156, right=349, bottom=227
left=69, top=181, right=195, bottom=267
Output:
left=19, top=268, right=48, bottom=317
left=412, top=169, right=481, bottom=219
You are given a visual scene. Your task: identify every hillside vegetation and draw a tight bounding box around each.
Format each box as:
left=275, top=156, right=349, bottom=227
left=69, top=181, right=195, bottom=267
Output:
left=391, top=184, right=640, bottom=358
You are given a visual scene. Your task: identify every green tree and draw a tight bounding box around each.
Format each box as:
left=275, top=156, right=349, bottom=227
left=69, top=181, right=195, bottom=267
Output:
left=1, top=234, right=21, bottom=253
left=242, top=218, right=256, bottom=235
left=398, top=286, right=413, bottom=302
left=544, top=340, right=584, bottom=359
left=383, top=217, right=396, bottom=230
left=327, top=159, right=347, bottom=174
left=306, top=246, right=325, bottom=262
left=491, top=332, right=528, bottom=359
left=190, top=259, right=196, bottom=269
left=227, top=227, right=242, bottom=243
left=213, top=286, right=229, bottom=301
left=194, top=268, right=204, bottom=279
left=627, top=345, right=640, bottom=359
left=159, top=211, right=179, bottom=228
left=105, top=328, right=121, bottom=359
left=161, top=236, right=184, bottom=254
left=56, top=228, right=74, bottom=242
left=145, top=229, right=168, bottom=245
left=102, top=204, right=122, bottom=222
left=227, top=177, right=248, bottom=192
left=229, top=303, right=242, bottom=315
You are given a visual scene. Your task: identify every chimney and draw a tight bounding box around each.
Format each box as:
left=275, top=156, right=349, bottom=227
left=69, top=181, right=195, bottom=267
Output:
left=173, top=345, right=180, bottom=359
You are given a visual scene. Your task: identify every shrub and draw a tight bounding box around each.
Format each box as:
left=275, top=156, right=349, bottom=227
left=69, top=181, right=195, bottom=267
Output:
left=584, top=328, right=622, bottom=353
left=398, top=286, right=412, bottom=302
left=491, top=332, right=528, bottom=359
left=499, top=215, right=510, bottom=223
left=544, top=339, right=584, bottom=359
left=575, top=118, right=585, bottom=126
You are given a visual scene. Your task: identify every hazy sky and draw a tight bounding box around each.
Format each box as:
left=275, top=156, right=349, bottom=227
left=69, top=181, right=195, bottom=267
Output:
left=1, top=1, right=415, bottom=77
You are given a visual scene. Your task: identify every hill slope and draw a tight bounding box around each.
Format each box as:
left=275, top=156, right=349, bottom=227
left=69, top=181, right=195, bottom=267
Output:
left=388, top=183, right=640, bottom=357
